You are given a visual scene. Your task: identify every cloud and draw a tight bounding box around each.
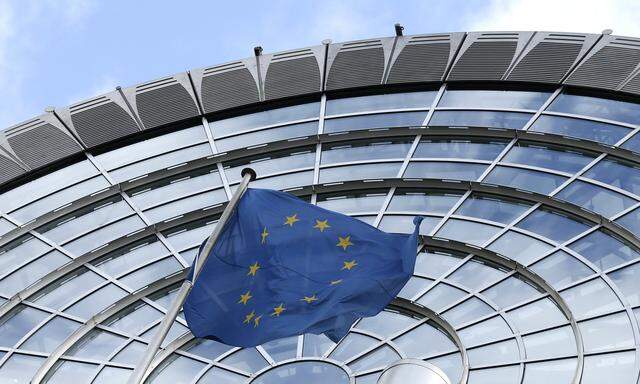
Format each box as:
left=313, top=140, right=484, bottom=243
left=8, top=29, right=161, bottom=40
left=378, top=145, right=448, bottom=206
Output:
left=467, top=0, right=640, bottom=37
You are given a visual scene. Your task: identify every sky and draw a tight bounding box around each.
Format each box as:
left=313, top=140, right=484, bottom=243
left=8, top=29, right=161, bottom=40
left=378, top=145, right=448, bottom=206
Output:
left=1, top=0, right=640, bottom=129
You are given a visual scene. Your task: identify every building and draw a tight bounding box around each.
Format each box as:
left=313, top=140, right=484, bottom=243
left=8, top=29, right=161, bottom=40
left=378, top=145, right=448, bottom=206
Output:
left=0, top=29, right=639, bottom=383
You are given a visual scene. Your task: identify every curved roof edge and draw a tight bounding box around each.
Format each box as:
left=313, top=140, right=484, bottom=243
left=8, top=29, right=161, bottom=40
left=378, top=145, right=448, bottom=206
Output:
left=2, top=30, right=640, bottom=187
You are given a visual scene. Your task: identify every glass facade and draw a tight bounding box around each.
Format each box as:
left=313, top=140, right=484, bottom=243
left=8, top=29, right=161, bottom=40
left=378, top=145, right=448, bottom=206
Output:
left=0, top=77, right=639, bottom=384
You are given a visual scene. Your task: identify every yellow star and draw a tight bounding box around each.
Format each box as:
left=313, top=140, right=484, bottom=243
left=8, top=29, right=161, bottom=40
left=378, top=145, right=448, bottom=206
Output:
left=313, top=219, right=330, bottom=232
left=284, top=214, right=300, bottom=227
left=337, top=235, right=353, bottom=251
left=238, top=290, right=252, bottom=305
left=330, top=279, right=343, bottom=285
left=301, top=294, right=318, bottom=304
left=342, top=260, right=358, bottom=270
left=261, top=227, right=269, bottom=244
left=254, top=315, right=263, bottom=328
left=271, top=303, right=286, bottom=317
left=243, top=310, right=255, bottom=324
left=247, top=261, right=260, bottom=276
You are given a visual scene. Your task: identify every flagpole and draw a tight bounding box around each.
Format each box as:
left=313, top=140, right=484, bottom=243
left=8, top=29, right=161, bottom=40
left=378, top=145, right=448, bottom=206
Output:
left=127, top=168, right=257, bottom=384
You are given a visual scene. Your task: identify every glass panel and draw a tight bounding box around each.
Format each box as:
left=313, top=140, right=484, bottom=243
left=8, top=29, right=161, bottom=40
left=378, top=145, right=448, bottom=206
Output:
left=555, top=180, right=636, bottom=218
left=397, top=276, right=434, bottom=300
left=620, top=131, right=640, bottom=153
left=403, top=162, right=488, bottom=181
left=0, top=305, right=48, bottom=347
left=523, top=359, right=576, bottom=384
left=319, top=163, right=401, bottom=184
left=413, top=139, right=507, bottom=160
left=34, top=268, right=104, bottom=310
left=63, top=215, right=146, bottom=255
left=252, top=361, right=349, bottom=384
left=439, top=89, right=550, bottom=109
left=468, top=366, right=519, bottom=384
left=148, top=355, right=206, bottom=384
left=215, top=122, right=318, bottom=152
left=616, top=208, right=640, bottom=238
left=388, top=190, right=461, bottom=213
left=326, top=91, right=435, bottom=115
left=502, top=143, right=595, bottom=173
left=11, top=176, right=110, bottom=224
left=20, top=316, right=80, bottom=353
left=560, top=278, right=622, bottom=319
left=182, top=339, right=232, bottom=361
left=488, top=231, right=553, bottom=266
left=349, top=345, right=399, bottom=371
left=436, top=219, right=501, bottom=246
left=529, top=251, right=594, bottom=288
left=579, top=312, right=634, bottom=353
left=0, top=250, right=69, bottom=297
left=321, top=139, right=412, bottom=165
left=506, top=298, right=566, bottom=333
left=584, top=158, right=640, bottom=196
left=448, top=259, right=506, bottom=291
left=226, top=150, right=316, bottom=183
left=260, top=336, right=297, bottom=362
left=523, top=326, right=576, bottom=359
left=530, top=115, right=629, bottom=146
left=484, top=166, right=567, bottom=195
left=548, top=93, right=640, bottom=125
left=355, top=311, right=417, bottom=339
left=104, top=303, right=162, bottom=335
left=65, top=284, right=128, bottom=319
left=145, top=189, right=228, bottom=223
left=0, top=235, right=51, bottom=277
left=111, top=340, right=148, bottom=365
left=458, top=316, right=513, bottom=347
left=317, top=192, right=387, bottom=215
left=569, top=230, right=640, bottom=270
left=244, top=170, right=313, bottom=191
left=414, top=250, right=463, bottom=278
left=131, top=171, right=223, bottom=210
left=329, top=333, right=379, bottom=362
left=0, top=160, right=99, bottom=213
left=516, top=209, right=591, bottom=243
left=46, top=361, right=98, bottom=383
left=197, top=367, right=246, bottom=384
left=69, top=329, right=128, bottom=361
left=323, top=111, right=428, bottom=133
left=417, top=283, right=467, bottom=312
left=92, top=239, right=169, bottom=277
left=0, top=354, right=44, bottom=384
left=429, top=110, right=532, bottom=129
left=482, top=276, right=540, bottom=309
left=581, top=351, right=635, bottom=384
left=609, top=262, right=640, bottom=306
left=209, top=102, right=320, bottom=137
left=456, top=195, right=531, bottom=225
left=425, top=353, right=463, bottom=384
left=220, top=348, right=269, bottom=373
left=468, top=339, right=519, bottom=366
left=108, top=143, right=212, bottom=183
left=303, top=333, right=335, bottom=357
left=93, top=367, right=132, bottom=384
left=0, top=218, right=15, bottom=237
left=120, top=257, right=182, bottom=291
left=96, top=126, right=208, bottom=170
left=393, top=322, right=456, bottom=357
left=442, top=297, right=494, bottom=326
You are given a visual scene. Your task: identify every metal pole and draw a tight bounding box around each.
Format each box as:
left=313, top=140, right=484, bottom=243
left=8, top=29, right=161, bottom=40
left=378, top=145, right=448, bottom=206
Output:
left=127, top=168, right=257, bottom=384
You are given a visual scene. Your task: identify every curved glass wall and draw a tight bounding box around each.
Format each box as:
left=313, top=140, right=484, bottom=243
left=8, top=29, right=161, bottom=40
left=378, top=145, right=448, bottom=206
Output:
left=0, top=85, right=639, bottom=384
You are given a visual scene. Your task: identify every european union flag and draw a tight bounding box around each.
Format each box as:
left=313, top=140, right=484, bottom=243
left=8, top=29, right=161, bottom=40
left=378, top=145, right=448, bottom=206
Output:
left=183, top=188, right=422, bottom=347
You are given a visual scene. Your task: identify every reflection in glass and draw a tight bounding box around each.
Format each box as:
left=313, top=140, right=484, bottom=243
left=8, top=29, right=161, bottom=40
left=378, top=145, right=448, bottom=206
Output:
left=488, top=231, right=554, bottom=266
left=581, top=351, right=635, bottom=384
left=404, top=162, right=488, bottom=181
left=456, top=194, right=531, bottom=225
left=522, top=326, right=576, bottom=359
left=530, top=115, right=629, bottom=145
left=555, top=180, right=636, bottom=218
left=502, top=143, right=595, bottom=173
left=326, top=91, right=436, bottom=115
left=413, top=139, right=507, bottom=160
left=324, top=111, right=428, bottom=133
left=560, top=279, right=622, bottom=319
left=579, top=312, right=634, bottom=353
left=530, top=251, right=594, bottom=288
left=609, top=263, right=640, bottom=306
left=429, top=110, right=532, bottom=129
left=516, top=209, right=591, bottom=243
left=252, top=361, right=349, bottom=384
left=484, top=166, right=567, bottom=195
left=569, top=230, right=640, bottom=270
left=439, top=89, right=550, bottom=110
left=548, top=93, right=640, bottom=125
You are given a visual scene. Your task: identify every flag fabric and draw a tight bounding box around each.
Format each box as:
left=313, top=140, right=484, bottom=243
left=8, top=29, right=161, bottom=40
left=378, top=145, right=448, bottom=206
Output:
left=183, top=188, right=423, bottom=347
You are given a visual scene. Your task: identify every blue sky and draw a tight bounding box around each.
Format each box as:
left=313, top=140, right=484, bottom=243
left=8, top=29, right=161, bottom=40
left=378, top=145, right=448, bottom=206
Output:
left=1, top=0, right=639, bottom=129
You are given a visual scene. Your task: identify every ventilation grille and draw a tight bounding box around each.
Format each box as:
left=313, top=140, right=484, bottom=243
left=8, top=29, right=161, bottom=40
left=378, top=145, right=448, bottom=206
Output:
left=448, top=40, right=518, bottom=81
left=621, top=73, right=640, bottom=94
left=201, top=62, right=260, bottom=113
left=136, top=79, right=199, bottom=129
left=6, top=121, right=81, bottom=169
left=265, top=49, right=321, bottom=100
left=566, top=38, right=640, bottom=90
left=507, top=42, right=582, bottom=83
left=70, top=97, right=140, bottom=147
left=387, top=35, right=451, bottom=84
left=0, top=154, right=25, bottom=183
left=326, top=40, right=385, bottom=90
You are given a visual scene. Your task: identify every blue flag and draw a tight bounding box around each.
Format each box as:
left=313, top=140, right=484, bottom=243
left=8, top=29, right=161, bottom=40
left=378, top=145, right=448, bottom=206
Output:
left=183, top=188, right=422, bottom=347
